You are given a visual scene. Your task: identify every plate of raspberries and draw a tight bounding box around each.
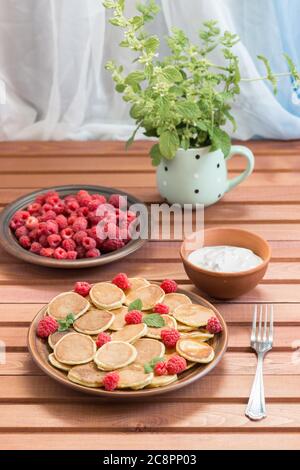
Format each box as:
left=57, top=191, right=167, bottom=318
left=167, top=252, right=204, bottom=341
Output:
left=0, top=185, right=147, bottom=268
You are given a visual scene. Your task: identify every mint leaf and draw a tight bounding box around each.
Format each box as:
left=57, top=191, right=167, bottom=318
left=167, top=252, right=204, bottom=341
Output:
left=150, top=144, right=162, bottom=166
left=144, top=356, right=164, bottom=373
left=58, top=313, right=75, bottom=332
left=163, top=66, right=183, bottom=83
left=128, top=298, right=143, bottom=312
left=159, top=130, right=179, bottom=159
left=143, top=314, right=165, bottom=328
left=210, top=128, right=231, bottom=158
left=144, top=363, right=153, bottom=374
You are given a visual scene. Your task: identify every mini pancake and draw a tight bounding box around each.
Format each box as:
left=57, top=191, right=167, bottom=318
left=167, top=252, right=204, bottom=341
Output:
left=148, top=374, right=178, bottom=388
left=176, top=338, right=215, bottom=363
left=109, top=306, right=128, bottom=331
left=73, top=308, right=114, bottom=334
left=47, top=292, right=90, bottom=320
left=145, top=314, right=177, bottom=340
left=48, top=353, right=72, bottom=372
left=173, top=304, right=215, bottom=327
left=90, top=282, right=125, bottom=310
left=68, top=362, right=106, bottom=387
left=180, top=331, right=214, bottom=342
left=94, top=341, right=137, bottom=371
left=48, top=329, right=73, bottom=349
left=134, top=338, right=165, bottom=365
left=163, top=293, right=192, bottom=314
left=117, top=364, right=153, bottom=389
left=176, top=322, right=195, bottom=332
left=110, top=323, right=148, bottom=343
left=125, top=284, right=165, bottom=310
left=54, top=332, right=96, bottom=365
left=125, top=277, right=150, bottom=301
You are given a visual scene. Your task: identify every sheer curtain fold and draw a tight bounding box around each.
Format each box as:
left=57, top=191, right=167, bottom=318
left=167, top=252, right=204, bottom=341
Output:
left=0, top=0, right=299, bottom=141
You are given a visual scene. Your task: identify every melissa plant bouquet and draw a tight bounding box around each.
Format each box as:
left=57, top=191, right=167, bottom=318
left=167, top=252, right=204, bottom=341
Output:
left=104, top=0, right=300, bottom=166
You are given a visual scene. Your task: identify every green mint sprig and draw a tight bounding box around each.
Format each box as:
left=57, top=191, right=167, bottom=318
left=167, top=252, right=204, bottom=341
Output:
left=58, top=313, right=75, bottom=332
left=143, top=314, right=165, bottom=328
left=144, top=356, right=164, bottom=374
left=128, top=298, right=143, bottom=312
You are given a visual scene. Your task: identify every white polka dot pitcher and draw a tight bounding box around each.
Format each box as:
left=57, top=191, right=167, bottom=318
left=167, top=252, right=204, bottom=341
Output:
left=156, top=145, right=255, bottom=207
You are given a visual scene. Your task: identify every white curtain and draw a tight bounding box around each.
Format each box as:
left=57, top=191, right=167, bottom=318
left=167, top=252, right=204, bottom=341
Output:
left=0, top=0, right=300, bottom=141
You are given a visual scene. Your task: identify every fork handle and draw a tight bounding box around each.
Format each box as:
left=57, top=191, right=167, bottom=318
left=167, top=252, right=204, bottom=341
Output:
left=245, top=353, right=266, bottom=421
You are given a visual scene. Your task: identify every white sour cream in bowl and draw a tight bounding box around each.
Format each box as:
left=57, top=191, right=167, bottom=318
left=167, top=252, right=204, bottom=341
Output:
left=187, top=245, right=263, bottom=273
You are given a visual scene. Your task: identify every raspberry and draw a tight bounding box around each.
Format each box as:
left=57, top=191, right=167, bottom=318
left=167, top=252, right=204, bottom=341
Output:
left=66, top=199, right=79, bottom=213
left=47, top=234, right=62, bottom=248
left=86, top=248, right=100, bottom=258
left=28, top=229, right=39, bottom=241
left=108, top=194, right=127, bottom=209
left=105, top=222, right=120, bottom=240
left=52, top=201, right=65, bottom=215
left=87, top=200, right=101, bottom=212
left=15, top=226, right=28, bottom=239
left=66, top=250, right=78, bottom=260
left=160, top=329, right=180, bottom=348
left=42, top=203, right=53, bottom=213
left=38, top=234, right=49, bottom=247
left=154, top=361, right=168, bottom=376
left=53, top=247, right=67, bottom=260
left=45, top=220, right=59, bottom=235
left=82, top=236, right=96, bottom=250
left=37, top=316, right=58, bottom=338
left=62, top=238, right=76, bottom=252
left=92, top=194, right=106, bottom=204
left=30, top=242, right=42, bottom=254
left=73, top=216, right=88, bottom=232
left=19, top=235, right=31, bottom=249
left=74, top=281, right=91, bottom=296
left=55, top=214, right=68, bottom=230
left=14, top=210, right=30, bottom=223
left=112, top=273, right=131, bottom=290
left=78, top=195, right=92, bottom=207
left=61, top=227, right=74, bottom=240
left=67, top=214, right=77, bottom=226
left=96, top=332, right=111, bottom=348
left=125, top=310, right=143, bottom=325
left=103, top=372, right=119, bottom=391
left=44, top=191, right=59, bottom=202
left=28, top=202, right=41, bottom=215
left=76, top=246, right=86, bottom=259
left=73, top=230, right=88, bottom=245
left=25, top=216, right=39, bottom=230
left=76, top=190, right=89, bottom=201
left=153, top=303, right=169, bottom=315
left=40, top=247, right=54, bottom=257
left=160, top=279, right=178, bottom=294
left=166, top=355, right=187, bottom=375
left=127, top=211, right=136, bottom=223
left=101, top=239, right=124, bottom=253
left=77, top=206, right=89, bottom=218
left=41, top=210, right=57, bottom=222
left=46, top=195, right=60, bottom=206
left=207, top=317, right=223, bottom=334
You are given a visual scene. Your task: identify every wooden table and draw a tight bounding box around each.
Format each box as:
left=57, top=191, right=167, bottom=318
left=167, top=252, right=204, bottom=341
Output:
left=0, top=140, right=300, bottom=450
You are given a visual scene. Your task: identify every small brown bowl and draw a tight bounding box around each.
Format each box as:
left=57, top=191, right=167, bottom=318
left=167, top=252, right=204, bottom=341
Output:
left=180, top=227, right=271, bottom=300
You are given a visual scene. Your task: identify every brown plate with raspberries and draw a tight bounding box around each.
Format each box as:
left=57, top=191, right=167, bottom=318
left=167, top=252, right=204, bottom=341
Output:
left=27, top=274, right=228, bottom=398
left=0, top=185, right=147, bottom=268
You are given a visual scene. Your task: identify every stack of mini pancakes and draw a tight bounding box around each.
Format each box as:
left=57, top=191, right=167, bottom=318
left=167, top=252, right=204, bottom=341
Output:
left=44, top=278, right=218, bottom=391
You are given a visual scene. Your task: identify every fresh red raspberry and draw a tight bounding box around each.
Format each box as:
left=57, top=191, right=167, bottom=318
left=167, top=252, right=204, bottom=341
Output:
left=37, top=222, right=48, bottom=236
left=44, top=191, right=59, bottom=202
left=62, top=238, right=76, bottom=252
left=82, top=236, right=96, bottom=250
left=41, top=203, right=53, bottom=212
left=34, top=195, right=46, bottom=205
left=125, top=310, right=143, bottom=325
left=19, top=235, right=31, bottom=249
left=15, top=226, right=28, bottom=239
left=66, top=199, right=79, bottom=213
left=112, top=273, right=131, bottom=290
left=25, top=216, right=39, bottom=230
left=103, top=372, right=119, bottom=391
left=87, top=200, right=101, bottom=212
left=153, top=303, right=170, bottom=315
left=67, top=214, right=77, bottom=226
left=74, top=281, right=91, bottom=296
left=108, top=194, right=127, bottom=209
left=66, top=251, right=78, bottom=260
left=73, top=216, right=88, bottom=232
left=41, top=210, right=57, bottom=222
left=76, top=206, right=89, bottom=218
left=96, top=332, right=111, bottom=348
left=28, top=229, right=39, bottom=241
left=61, top=227, right=74, bottom=240
left=92, top=194, right=107, bottom=204
left=30, top=242, right=42, bottom=254
left=207, top=317, right=223, bottom=334
left=45, top=195, right=60, bottom=206
left=45, top=220, right=59, bottom=235
left=64, top=195, right=77, bottom=203
left=40, top=247, right=54, bottom=257
left=86, top=226, right=98, bottom=240
left=73, top=230, right=87, bottom=245
left=53, top=247, right=67, bottom=260
left=76, top=190, right=89, bottom=201
left=160, top=279, right=178, bottom=294
left=9, top=220, right=18, bottom=231
left=55, top=214, right=68, bottom=230
left=88, top=211, right=101, bottom=225
left=78, top=195, right=92, bottom=207
left=105, top=222, right=120, bottom=240
left=101, top=239, right=125, bottom=253
left=52, top=201, right=65, bottom=215
left=38, top=234, right=49, bottom=247
left=47, top=234, right=61, bottom=248
left=160, top=329, right=180, bottom=348
left=27, top=202, right=41, bottom=215
left=37, top=316, right=58, bottom=338
left=166, top=355, right=187, bottom=375
left=14, top=210, right=30, bottom=221
left=154, top=361, right=168, bottom=376
left=86, top=248, right=100, bottom=258
left=76, top=246, right=86, bottom=259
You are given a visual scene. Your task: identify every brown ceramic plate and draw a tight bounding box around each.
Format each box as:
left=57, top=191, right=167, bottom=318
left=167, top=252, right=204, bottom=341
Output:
left=0, top=185, right=147, bottom=268
left=27, top=287, right=228, bottom=398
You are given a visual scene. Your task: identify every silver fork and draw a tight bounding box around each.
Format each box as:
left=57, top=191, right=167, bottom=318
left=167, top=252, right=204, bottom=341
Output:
left=245, top=304, right=274, bottom=421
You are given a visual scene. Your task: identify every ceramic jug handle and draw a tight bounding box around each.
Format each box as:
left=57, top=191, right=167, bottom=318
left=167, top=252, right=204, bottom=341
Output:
left=226, top=146, right=255, bottom=193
